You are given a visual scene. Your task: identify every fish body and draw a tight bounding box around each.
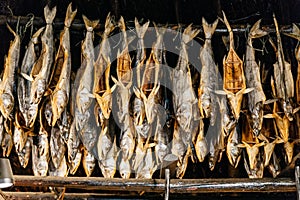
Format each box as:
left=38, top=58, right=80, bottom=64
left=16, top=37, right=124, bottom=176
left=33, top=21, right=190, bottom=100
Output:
left=226, top=125, right=241, bottom=168
left=50, top=127, right=66, bottom=169
left=245, top=20, right=267, bottom=136
left=51, top=3, right=77, bottom=126
left=93, top=13, right=115, bottom=120
left=18, top=27, right=44, bottom=127
left=98, top=136, right=117, bottom=178
left=198, top=18, right=219, bottom=125
left=17, top=137, right=32, bottom=168
left=67, top=120, right=82, bottom=175
left=0, top=25, right=20, bottom=119
left=32, top=133, right=49, bottom=176
left=30, top=6, right=56, bottom=105
left=195, top=118, right=208, bottom=163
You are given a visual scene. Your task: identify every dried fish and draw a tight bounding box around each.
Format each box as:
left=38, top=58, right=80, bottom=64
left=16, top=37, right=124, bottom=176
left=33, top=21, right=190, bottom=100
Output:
left=17, top=137, right=32, bottom=168
left=67, top=120, right=82, bottom=175
left=32, top=133, right=49, bottom=176
left=50, top=3, right=77, bottom=126
left=284, top=23, right=300, bottom=105
left=195, top=118, right=207, bottom=163
left=82, top=147, right=96, bottom=177
left=216, top=12, right=253, bottom=120
left=18, top=27, right=44, bottom=127
left=0, top=25, right=20, bottom=120
left=117, top=16, right=133, bottom=88
left=198, top=18, right=219, bottom=125
left=271, top=15, right=294, bottom=121
left=226, top=125, right=241, bottom=168
left=93, top=13, right=116, bottom=120
left=245, top=20, right=268, bottom=136
left=50, top=127, right=66, bottom=169
left=30, top=6, right=56, bottom=105
left=2, top=119, right=13, bottom=157
left=76, top=15, right=98, bottom=115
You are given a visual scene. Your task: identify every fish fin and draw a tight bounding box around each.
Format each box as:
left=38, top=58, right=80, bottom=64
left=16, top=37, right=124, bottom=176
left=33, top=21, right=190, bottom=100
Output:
left=293, top=106, right=300, bottom=114
left=153, top=22, right=167, bottom=36
left=133, top=86, right=141, bottom=98
left=249, top=19, right=268, bottom=39
left=264, top=98, right=278, bottom=104
left=214, top=90, right=227, bottom=95
left=20, top=72, right=34, bottom=81
left=44, top=5, right=57, bottom=24
left=135, top=18, right=150, bottom=39
left=118, top=16, right=126, bottom=31
left=263, top=113, right=275, bottom=118
left=284, top=24, right=300, bottom=40
left=110, top=84, right=117, bottom=93
left=202, top=17, right=218, bottom=39
left=243, top=87, right=254, bottom=94
left=82, top=15, right=99, bottom=31
left=64, top=3, right=77, bottom=28
left=31, top=27, right=45, bottom=43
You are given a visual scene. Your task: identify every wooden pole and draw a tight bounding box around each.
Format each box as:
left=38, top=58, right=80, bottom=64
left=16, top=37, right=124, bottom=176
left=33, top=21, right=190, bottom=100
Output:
left=12, top=175, right=296, bottom=193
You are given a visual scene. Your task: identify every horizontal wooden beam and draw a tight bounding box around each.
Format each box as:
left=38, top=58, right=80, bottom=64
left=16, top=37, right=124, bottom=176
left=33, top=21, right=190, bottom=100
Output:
left=0, top=14, right=298, bottom=34
left=12, top=175, right=296, bottom=193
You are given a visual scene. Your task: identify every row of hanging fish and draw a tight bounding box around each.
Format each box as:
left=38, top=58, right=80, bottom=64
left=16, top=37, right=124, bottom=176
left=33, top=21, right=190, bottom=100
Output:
left=0, top=3, right=300, bottom=181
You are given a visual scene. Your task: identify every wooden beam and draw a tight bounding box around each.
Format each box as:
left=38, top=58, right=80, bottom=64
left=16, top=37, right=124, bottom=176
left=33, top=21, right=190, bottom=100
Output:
left=0, top=14, right=298, bottom=34
left=12, top=175, right=296, bottom=193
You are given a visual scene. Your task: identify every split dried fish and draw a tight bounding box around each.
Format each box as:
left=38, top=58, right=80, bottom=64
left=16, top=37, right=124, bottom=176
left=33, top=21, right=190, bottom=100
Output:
left=50, top=3, right=77, bottom=126
left=30, top=6, right=56, bottom=105
left=216, top=12, right=253, bottom=120
left=0, top=25, right=20, bottom=120
left=18, top=27, right=44, bottom=127
left=245, top=20, right=268, bottom=136
left=198, top=18, right=219, bottom=125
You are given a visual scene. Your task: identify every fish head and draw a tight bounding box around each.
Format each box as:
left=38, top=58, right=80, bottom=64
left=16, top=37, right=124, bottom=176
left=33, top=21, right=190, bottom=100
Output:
left=25, top=103, right=38, bottom=127
left=120, top=130, right=135, bottom=160
left=241, top=142, right=264, bottom=170
left=52, top=90, right=68, bottom=126
left=195, top=139, right=208, bottom=163
left=0, top=93, right=14, bottom=119
left=119, top=158, right=131, bottom=179
left=83, top=151, right=96, bottom=177
left=176, top=102, right=192, bottom=132
left=99, top=158, right=116, bottom=178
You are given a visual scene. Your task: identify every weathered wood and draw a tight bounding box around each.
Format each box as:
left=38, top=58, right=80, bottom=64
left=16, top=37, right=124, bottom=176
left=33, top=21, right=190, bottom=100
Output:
left=0, top=14, right=299, bottom=34
left=12, top=175, right=296, bottom=193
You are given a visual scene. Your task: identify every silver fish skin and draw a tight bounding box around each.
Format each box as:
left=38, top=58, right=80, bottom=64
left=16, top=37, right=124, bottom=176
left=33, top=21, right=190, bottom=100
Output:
left=17, top=137, right=32, bottom=168
left=0, top=25, right=20, bottom=120
left=32, top=133, right=49, bottom=176
left=245, top=20, right=267, bottom=136
left=50, top=127, right=67, bottom=169
left=199, top=18, right=219, bottom=125
left=2, top=119, right=13, bottom=157
left=18, top=27, right=44, bottom=127
left=82, top=148, right=96, bottom=177
left=30, top=6, right=56, bottom=105
left=226, top=125, right=241, bottom=168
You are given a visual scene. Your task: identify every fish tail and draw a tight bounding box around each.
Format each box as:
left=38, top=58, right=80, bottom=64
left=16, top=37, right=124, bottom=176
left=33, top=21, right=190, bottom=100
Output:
left=82, top=15, right=99, bottom=31
left=182, top=24, right=200, bottom=44
left=222, top=11, right=234, bottom=48
left=135, top=18, right=150, bottom=39
left=31, top=27, right=45, bottom=43
left=118, top=16, right=126, bottom=31
left=153, top=22, right=167, bottom=36
left=64, top=3, right=77, bottom=28
left=249, top=19, right=267, bottom=39
left=44, top=5, right=57, bottom=24
left=104, top=13, right=115, bottom=35
left=202, top=18, right=218, bottom=40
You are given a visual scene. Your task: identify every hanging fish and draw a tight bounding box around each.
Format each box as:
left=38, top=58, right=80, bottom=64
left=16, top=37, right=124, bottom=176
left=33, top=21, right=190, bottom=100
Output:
left=198, top=18, right=219, bottom=125
left=17, top=137, right=32, bottom=168
left=244, top=20, right=268, bottom=136
left=18, top=27, right=44, bottom=127
left=29, top=5, right=56, bottom=105
left=117, top=16, right=133, bottom=88
left=50, top=3, right=77, bottom=126
left=50, top=127, right=67, bottom=169
left=75, top=15, right=98, bottom=116
left=93, top=13, right=116, bottom=120
left=195, top=118, right=208, bottom=163
left=2, top=119, right=13, bottom=157
left=284, top=24, right=300, bottom=105
left=82, top=147, right=96, bottom=177
left=0, top=24, right=20, bottom=120
left=215, top=12, right=253, bottom=120
left=32, top=134, right=49, bottom=176
left=271, top=15, right=295, bottom=121
left=226, top=125, right=242, bottom=168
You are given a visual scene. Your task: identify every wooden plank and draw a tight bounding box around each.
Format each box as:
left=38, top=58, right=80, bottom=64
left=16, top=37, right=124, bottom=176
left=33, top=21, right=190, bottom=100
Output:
left=12, top=175, right=296, bottom=193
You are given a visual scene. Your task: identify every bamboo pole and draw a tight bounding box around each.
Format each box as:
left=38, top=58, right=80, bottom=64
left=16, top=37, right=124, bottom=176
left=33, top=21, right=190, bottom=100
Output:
left=12, top=175, right=296, bottom=193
